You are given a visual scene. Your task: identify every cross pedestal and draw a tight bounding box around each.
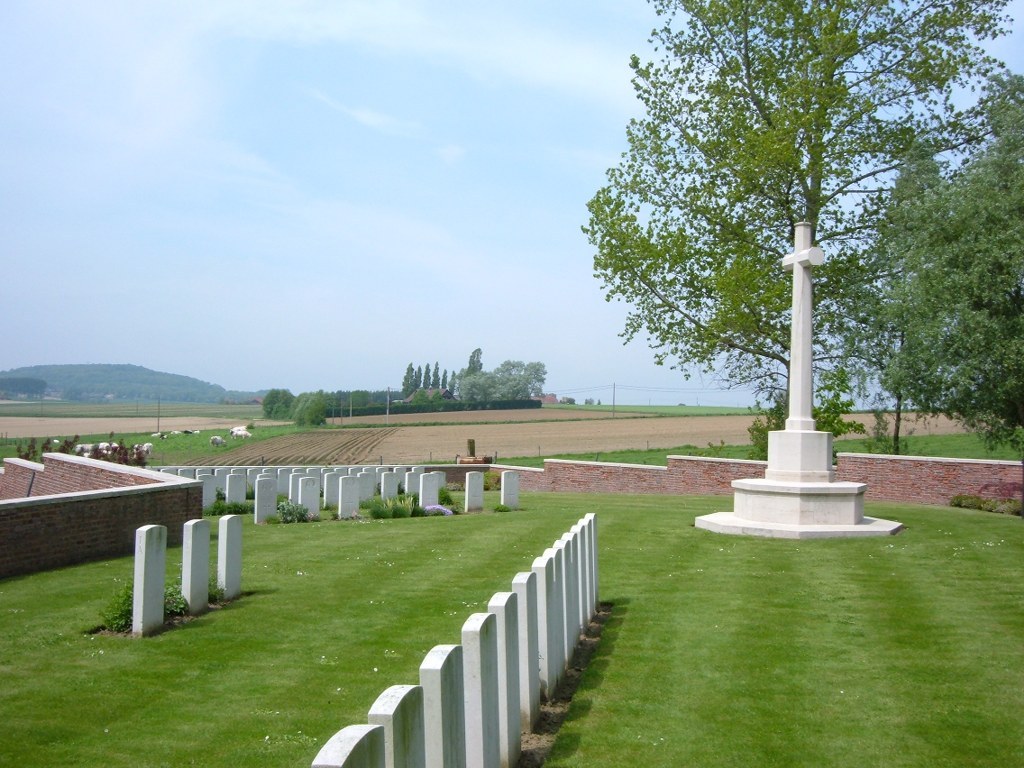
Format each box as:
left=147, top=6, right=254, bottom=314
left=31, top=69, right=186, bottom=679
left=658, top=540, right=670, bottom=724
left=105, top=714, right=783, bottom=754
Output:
left=695, top=223, right=902, bottom=539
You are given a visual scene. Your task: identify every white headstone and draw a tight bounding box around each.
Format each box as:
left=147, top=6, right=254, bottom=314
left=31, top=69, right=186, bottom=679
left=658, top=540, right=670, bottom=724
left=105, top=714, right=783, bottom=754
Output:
left=500, top=471, right=519, bottom=509
left=182, top=519, right=209, bottom=615
left=419, top=472, right=441, bottom=509
left=487, top=592, right=521, bottom=768
left=464, top=472, right=484, bottom=512
left=312, top=724, right=386, bottom=768
left=339, top=476, right=360, bottom=519
left=462, top=613, right=501, bottom=768
left=218, top=514, right=242, bottom=600
left=419, top=644, right=466, bottom=768
left=380, top=471, right=400, bottom=501
left=226, top=473, right=246, bottom=504
left=511, top=571, right=541, bottom=731
left=132, top=524, right=167, bottom=636
left=255, top=477, right=276, bottom=524
left=368, top=685, right=426, bottom=768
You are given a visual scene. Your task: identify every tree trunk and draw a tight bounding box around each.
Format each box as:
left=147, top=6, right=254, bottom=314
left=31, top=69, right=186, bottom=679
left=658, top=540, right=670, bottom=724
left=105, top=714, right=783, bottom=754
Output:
left=893, top=393, right=903, bottom=455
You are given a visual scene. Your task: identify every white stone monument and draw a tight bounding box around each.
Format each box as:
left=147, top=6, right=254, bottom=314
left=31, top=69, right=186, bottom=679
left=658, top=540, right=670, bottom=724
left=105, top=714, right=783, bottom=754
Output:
left=695, top=223, right=902, bottom=539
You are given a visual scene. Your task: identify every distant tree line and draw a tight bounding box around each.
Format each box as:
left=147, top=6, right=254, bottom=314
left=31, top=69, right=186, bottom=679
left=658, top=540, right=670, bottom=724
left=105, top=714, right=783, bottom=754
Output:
left=262, top=349, right=549, bottom=425
left=0, top=377, right=47, bottom=398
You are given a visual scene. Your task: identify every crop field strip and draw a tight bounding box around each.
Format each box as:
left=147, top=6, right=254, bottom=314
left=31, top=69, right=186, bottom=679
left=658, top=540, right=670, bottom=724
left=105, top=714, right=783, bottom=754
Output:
left=185, top=427, right=402, bottom=466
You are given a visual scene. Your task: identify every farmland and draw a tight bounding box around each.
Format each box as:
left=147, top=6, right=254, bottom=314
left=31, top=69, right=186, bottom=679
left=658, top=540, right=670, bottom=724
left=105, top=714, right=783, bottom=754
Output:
left=0, top=403, right=970, bottom=466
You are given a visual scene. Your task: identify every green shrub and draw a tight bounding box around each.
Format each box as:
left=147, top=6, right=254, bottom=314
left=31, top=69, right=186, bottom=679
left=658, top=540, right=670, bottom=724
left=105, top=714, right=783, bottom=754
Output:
left=204, top=500, right=253, bottom=517
left=483, top=471, right=501, bottom=491
left=361, top=497, right=392, bottom=519
left=276, top=500, right=319, bottom=523
left=493, top=504, right=512, bottom=513
left=164, top=581, right=188, bottom=617
left=101, top=583, right=134, bottom=633
left=438, top=486, right=455, bottom=506
left=950, top=494, right=1022, bottom=516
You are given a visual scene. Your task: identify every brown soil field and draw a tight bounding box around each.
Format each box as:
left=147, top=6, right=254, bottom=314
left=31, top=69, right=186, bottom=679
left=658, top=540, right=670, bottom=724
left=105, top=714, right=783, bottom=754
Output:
left=193, top=412, right=963, bottom=466
left=0, top=410, right=965, bottom=466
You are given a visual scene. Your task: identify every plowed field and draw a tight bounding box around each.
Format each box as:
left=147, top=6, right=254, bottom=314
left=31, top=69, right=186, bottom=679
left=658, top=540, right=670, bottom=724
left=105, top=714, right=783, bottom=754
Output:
left=186, top=412, right=962, bottom=466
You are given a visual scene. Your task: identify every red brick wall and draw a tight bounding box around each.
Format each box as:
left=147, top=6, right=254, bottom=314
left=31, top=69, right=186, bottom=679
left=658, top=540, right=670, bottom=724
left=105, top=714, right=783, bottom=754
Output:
left=836, top=453, right=1021, bottom=506
left=504, top=453, right=1021, bottom=507
left=0, top=455, right=203, bottom=579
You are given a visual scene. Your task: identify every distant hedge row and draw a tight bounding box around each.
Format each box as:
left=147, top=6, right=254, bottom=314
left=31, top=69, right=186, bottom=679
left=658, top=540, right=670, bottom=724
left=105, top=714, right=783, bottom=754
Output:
left=328, top=399, right=542, bottom=418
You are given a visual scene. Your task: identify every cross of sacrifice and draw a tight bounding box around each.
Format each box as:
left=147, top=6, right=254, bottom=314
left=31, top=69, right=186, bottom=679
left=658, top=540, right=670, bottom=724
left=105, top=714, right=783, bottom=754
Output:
left=781, top=222, right=823, bottom=432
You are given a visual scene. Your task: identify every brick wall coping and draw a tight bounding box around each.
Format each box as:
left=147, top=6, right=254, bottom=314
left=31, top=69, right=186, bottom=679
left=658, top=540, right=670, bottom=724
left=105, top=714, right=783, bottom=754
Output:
left=44, top=452, right=200, bottom=484
left=667, top=454, right=766, bottom=467
left=540, top=458, right=668, bottom=471
left=838, top=452, right=1021, bottom=467
left=1, top=453, right=200, bottom=507
left=0, top=479, right=201, bottom=510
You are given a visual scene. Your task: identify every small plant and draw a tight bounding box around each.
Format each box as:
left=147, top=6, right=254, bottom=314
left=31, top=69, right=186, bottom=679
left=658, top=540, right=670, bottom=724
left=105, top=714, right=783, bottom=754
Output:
left=360, top=497, right=392, bottom=519
left=164, top=581, right=189, bottom=617
left=204, top=500, right=253, bottom=517
left=438, top=486, right=455, bottom=506
left=493, top=504, right=512, bottom=513
left=423, top=504, right=454, bottom=516
left=101, top=583, right=134, bottom=633
left=277, top=500, right=318, bottom=523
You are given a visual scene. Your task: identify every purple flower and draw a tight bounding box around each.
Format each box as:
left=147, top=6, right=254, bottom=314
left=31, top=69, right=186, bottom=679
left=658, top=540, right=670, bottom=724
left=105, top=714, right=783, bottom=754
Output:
left=424, top=504, right=454, bottom=516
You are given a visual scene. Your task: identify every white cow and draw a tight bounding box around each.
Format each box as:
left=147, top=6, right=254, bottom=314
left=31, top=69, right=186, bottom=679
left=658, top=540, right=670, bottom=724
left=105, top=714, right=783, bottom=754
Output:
left=230, top=426, right=252, bottom=439
left=210, top=436, right=226, bottom=447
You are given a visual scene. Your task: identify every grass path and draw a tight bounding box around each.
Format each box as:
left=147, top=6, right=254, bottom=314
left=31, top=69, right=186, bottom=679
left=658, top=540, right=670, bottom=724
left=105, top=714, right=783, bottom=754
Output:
left=1, top=495, right=1022, bottom=766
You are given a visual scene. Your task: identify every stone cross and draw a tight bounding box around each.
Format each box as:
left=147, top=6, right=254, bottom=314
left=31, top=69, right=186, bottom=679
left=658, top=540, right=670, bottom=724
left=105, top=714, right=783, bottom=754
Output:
left=781, top=222, right=824, bottom=432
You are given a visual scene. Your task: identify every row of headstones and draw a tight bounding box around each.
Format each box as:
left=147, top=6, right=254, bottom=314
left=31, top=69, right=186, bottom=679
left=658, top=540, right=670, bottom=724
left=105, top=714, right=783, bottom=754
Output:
left=157, top=465, right=521, bottom=521
left=132, top=515, right=244, bottom=636
left=310, top=512, right=599, bottom=768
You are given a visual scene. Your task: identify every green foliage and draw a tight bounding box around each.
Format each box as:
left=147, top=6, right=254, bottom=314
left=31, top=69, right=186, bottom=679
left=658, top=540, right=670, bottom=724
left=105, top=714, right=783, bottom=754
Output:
left=493, top=504, right=512, bottom=513
left=204, top=500, right=253, bottom=517
left=164, top=581, right=189, bottom=617
left=586, top=0, right=1010, bottom=396
left=100, top=583, right=135, bottom=633
left=261, top=388, right=295, bottom=419
left=882, top=76, right=1024, bottom=468
left=950, top=495, right=1022, bottom=516
left=291, top=391, right=330, bottom=426
left=0, top=363, right=238, bottom=402
left=362, top=495, right=428, bottom=519
left=0, top=376, right=46, bottom=397
left=746, top=399, right=786, bottom=461
left=746, top=371, right=866, bottom=460
left=276, top=500, right=319, bottom=523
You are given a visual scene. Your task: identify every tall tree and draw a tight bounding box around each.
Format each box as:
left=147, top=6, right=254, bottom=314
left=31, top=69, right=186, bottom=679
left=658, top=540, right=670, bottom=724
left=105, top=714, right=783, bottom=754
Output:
left=887, top=76, right=1024, bottom=504
left=586, top=0, right=1009, bottom=397
left=414, top=365, right=423, bottom=392
left=401, top=363, right=417, bottom=398
left=466, top=348, right=483, bottom=375
left=431, top=362, right=441, bottom=389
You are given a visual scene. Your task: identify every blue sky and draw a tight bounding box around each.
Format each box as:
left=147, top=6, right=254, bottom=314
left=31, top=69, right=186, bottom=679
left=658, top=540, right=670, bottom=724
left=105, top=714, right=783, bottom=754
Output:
left=2, top=2, right=1021, bottom=406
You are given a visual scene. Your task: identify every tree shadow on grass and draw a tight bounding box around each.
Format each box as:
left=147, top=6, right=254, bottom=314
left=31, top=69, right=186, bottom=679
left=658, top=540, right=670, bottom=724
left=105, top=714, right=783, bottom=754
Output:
left=517, top=598, right=627, bottom=767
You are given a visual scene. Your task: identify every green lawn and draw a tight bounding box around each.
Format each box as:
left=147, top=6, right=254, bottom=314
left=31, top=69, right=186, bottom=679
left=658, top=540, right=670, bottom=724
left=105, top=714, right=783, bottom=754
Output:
left=1, top=495, right=1022, bottom=767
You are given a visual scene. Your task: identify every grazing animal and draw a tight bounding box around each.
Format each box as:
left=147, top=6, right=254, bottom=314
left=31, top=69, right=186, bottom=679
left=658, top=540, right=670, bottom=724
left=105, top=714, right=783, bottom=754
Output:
left=74, top=444, right=93, bottom=455
left=230, top=426, right=252, bottom=439
left=210, top=436, right=226, bottom=446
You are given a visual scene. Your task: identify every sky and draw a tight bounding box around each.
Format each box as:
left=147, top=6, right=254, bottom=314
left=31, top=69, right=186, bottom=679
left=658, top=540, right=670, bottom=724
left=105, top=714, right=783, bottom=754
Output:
left=2, top=1, right=1022, bottom=407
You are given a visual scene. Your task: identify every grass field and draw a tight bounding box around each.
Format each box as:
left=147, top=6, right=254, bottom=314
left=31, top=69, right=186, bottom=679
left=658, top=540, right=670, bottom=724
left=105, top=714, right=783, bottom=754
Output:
left=1, top=495, right=1022, bottom=767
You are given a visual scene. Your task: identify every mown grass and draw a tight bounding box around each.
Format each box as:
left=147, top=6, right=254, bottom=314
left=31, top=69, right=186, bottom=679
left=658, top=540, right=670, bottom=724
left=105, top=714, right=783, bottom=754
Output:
left=543, top=403, right=749, bottom=416
left=499, top=431, right=1022, bottom=468
left=1, top=495, right=1022, bottom=767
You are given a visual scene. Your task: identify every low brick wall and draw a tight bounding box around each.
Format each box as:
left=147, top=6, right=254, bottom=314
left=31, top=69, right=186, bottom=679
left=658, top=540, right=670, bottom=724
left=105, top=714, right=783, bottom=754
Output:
left=503, top=453, right=1021, bottom=508
left=837, top=453, right=1022, bottom=506
left=0, top=454, right=203, bottom=580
